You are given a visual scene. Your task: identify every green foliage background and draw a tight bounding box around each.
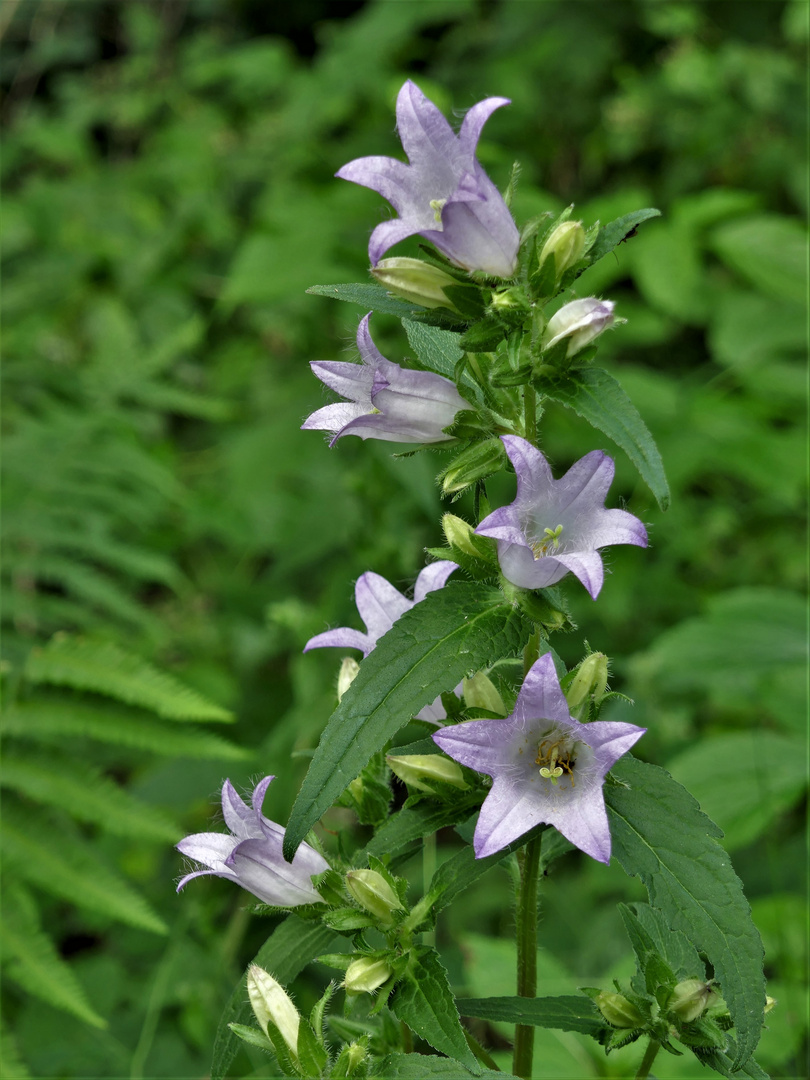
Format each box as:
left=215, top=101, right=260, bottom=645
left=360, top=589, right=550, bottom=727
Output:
left=1, top=1, right=806, bottom=1076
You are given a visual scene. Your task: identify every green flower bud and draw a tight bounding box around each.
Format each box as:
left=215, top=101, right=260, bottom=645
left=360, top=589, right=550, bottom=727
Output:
left=386, top=753, right=468, bottom=793
left=372, top=257, right=459, bottom=310
left=442, top=513, right=493, bottom=561
left=764, top=995, right=777, bottom=1015
left=668, top=979, right=713, bottom=1023
left=489, top=286, right=531, bottom=315
left=247, top=964, right=300, bottom=1056
left=538, top=220, right=586, bottom=279
left=343, top=956, right=393, bottom=995
left=337, top=657, right=360, bottom=702
left=463, top=671, right=507, bottom=715
left=565, top=652, right=609, bottom=718
left=440, top=438, right=507, bottom=495
left=596, top=990, right=645, bottom=1028
left=344, top=869, right=403, bottom=926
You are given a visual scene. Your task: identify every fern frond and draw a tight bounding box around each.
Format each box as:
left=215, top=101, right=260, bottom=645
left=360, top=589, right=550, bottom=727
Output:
left=0, top=750, right=180, bottom=842
left=25, top=635, right=233, bottom=722
left=10, top=528, right=185, bottom=589
left=129, top=381, right=234, bottom=421
left=2, top=803, right=168, bottom=934
left=0, top=1015, right=32, bottom=1078
left=2, top=700, right=247, bottom=760
left=2, top=884, right=107, bottom=1029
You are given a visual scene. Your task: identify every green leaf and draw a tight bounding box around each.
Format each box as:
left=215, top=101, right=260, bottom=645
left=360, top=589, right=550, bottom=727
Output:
left=376, top=1053, right=514, bottom=1078
left=606, top=755, right=766, bottom=1067
left=457, top=995, right=605, bottom=1037
left=390, top=947, right=480, bottom=1071
left=621, top=902, right=704, bottom=982
left=364, top=796, right=484, bottom=862
left=402, top=319, right=469, bottom=386
left=588, top=208, right=662, bottom=263
left=211, top=917, right=340, bottom=1080
left=423, top=845, right=509, bottom=918
left=306, top=282, right=424, bottom=317
left=284, top=582, right=529, bottom=859
left=225, top=1023, right=276, bottom=1054
left=0, top=1017, right=31, bottom=1079
left=696, top=1040, right=771, bottom=1080
left=709, top=214, right=808, bottom=306
left=25, top=635, right=233, bottom=722
left=536, top=366, right=670, bottom=509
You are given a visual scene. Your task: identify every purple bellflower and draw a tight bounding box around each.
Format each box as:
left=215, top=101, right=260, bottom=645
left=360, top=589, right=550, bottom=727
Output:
left=176, top=777, right=328, bottom=906
left=475, top=436, right=647, bottom=598
left=336, top=80, right=520, bottom=278
left=433, top=653, right=645, bottom=861
left=305, top=561, right=457, bottom=723
left=302, top=314, right=467, bottom=445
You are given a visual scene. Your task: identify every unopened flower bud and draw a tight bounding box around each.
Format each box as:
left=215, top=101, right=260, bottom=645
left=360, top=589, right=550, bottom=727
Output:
left=337, top=657, right=360, bottom=702
left=538, top=221, right=586, bottom=279
left=443, top=513, right=488, bottom=559
left=343, top=956, right=393, bottom=995
left=489, top=286, right=531, bottom=315
left=386, top=753, right=468, bottom=793
left=566, top=653, right=609, bottom=718
left=668, top=979, right=713, bottom=1023
left=247, top=964, right=300, bottom=1056
left=764, top=995, right=777, bottom=1015
left=372, top=257, right=459, bottom=310
left=542, top=298, right=615, bottom=358
left=345, top=869, right=403, bottom=926
left=463, top=671, right=506, bottom=715
left=596, top=990, right=645, bottom=1028
left=441, top=438, right=506, bottom=495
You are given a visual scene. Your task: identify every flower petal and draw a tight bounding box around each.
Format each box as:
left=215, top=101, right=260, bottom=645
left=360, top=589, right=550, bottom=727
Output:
left=307, top=360, right=373, bottom=403
left=553, top=550, right=605, bottom=599
left=303, top=626, right=371, bottom=655
left=512, top=653, right=571, bottom=726
left=176, top=831, right=238, bottom=872
left=458, top=97, right=512, bottom=156
left=354, top=572, right=412, bottom=643
left=413, top=560, right=457, bottom=603
left=229, top=839, right=326, bottom=906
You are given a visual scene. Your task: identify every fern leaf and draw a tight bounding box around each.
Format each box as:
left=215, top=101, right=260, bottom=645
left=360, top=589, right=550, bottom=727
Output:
left=2, top=700, right=247, bottom=759
left=2, top=884, right=107, bottom=1028
left=19, top=556, right=158, bottom=630
left=25, top=635, right=233, bottom=722
left=1, top=804, right=168, bottom=934
left=0, top=750, right=180, bottom=841
left=0, top=1016, right=32, bottom=1078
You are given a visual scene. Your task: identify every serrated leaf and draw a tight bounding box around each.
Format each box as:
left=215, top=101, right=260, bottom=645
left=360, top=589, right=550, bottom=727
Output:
left=284, top=582, right=529, bottom=859
left=226, top=1023, right=276, bottom=1053
left=458, top=994, right=606, bottom=1037
left=376, top=1053, right=515, bottom=1079
left=211, top=917, right=340, bottom=1080
left=696, top=1038, right=771, bottom=1079
left=307, top=282, right=423, bottom=317
left=25, top=635, right=233, bottom=722
left=402, top=319, right=470, bottom=388
left=537, top=366, right=670, bottom=509
left=364, top=795, right=483, bottom=862
left=606, top=755, right=765, bottom=1067
left=424, top=845, right=509, bottom=917
left=390, top=947, right=480, bottom=1071
left=589, top=209, right=662, bottom=263
left=621, top=902, right=704, bottom=983
left=458, top=319, right=506, bottom=352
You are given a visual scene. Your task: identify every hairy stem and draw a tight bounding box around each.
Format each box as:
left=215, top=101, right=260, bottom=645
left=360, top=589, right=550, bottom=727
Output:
left=635, top=1038, right=660, bottom=1080
left=512, top=833, right=542, bottom=1080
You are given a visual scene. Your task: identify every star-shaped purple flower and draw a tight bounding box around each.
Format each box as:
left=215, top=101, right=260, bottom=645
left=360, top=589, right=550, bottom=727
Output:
left=337, top=80, right=519, bottom=278
left=302, top=314, right=467, bottom=446
left=176, top=777, right=329, bottom=906
left=433, top=653, right=645, bottom=861
left=305, top=561, right=457, bottom=723
left=475, top=436, right=648, bottom=598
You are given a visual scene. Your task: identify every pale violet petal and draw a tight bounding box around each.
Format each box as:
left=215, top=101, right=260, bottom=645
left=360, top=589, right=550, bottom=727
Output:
left=553, top=550, right=605, bottom=599
left=303, top=627, right=371, bottom=655
left=176, top=831, right=238, bottom=872
left=512, top=653, right=571, bottom=727
left=495, top=541, right=570, bottom=590
left=413, top=561, right=457, bottom=603
left=308, top=360, right=373, bottom=403
left=355, top=572, right=411, bottom=643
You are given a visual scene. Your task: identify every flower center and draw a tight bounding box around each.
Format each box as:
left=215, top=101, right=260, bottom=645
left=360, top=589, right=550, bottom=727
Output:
left=530, top=524, right=564, bottom=559
left=535, top=730, right=578, bottom=787
left=429, top=198, right=447, bottom=223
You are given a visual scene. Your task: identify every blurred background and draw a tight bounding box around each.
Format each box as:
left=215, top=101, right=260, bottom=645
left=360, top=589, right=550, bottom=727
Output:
left=1, top=1, right=807, bottom=1076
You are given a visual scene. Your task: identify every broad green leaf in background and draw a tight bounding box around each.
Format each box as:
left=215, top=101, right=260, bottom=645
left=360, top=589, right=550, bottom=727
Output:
left=390, top=946, right=480, bottom=1072
left=536, top=366, right=670, bottom=509
left=458, top=995, right=605, bottom=1038
left=283, top=582, right=530, bottom=858
left=364, top=798, right=483, bottom=862
left=376, top=1053, right=516, bottom=1079
left=402, top=319, right=478, bottom=394
left=621, top=902, right=704, bottom=982
left=606, top=756, right=766, bottom=1067
left=708, top=214, right=808, bottom=306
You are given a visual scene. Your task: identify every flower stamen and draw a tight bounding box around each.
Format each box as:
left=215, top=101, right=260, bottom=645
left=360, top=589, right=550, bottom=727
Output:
left=535, top=735, right=576, bottom=787
left=531, top=524, right=564, bottom=559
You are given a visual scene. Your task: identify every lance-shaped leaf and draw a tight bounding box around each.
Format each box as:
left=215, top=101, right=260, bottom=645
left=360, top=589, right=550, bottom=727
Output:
left=535, top=366, right=670, bottom=510
left=378, top=1054, right=516, bottom=1079
left=284, top=581, right=529, bottom=859
left=588, top=208, right=662, bottom=264
left=458, top=995, right=606, bottom=1037
left=606, top=756, right=766, bottom=1068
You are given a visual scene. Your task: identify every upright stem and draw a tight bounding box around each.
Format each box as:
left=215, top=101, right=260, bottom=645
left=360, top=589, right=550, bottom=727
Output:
left=523, top=386, right=537, bottom=446
left=635, top=1038, right=660, bottom=1080
left=512, top=833, right=542, bottom=1080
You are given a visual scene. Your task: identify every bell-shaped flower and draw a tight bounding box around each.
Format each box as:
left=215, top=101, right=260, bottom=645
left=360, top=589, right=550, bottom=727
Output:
left=475, top=436, right=647, bottom=598
left=176, top=777, right=329, bottom=906
left=305, top=561, right=457, bottom=723
left=433, top=653, right=645, bottom=861
left=337, top=80, right=519, bottom=278
left=542, top=298, right=615, bottom=357
left=302, top=314, right=467, bottom=445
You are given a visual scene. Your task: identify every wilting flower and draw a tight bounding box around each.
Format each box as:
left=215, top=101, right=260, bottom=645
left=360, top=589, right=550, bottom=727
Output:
left=302, top=314, right=467, bottom=445
left=305, top=561, right=457, bottom=723
left=541, top=298, right=615, bottom=357
left=433, top=653, right=645, bottom=861
left=176, top=777, right=328, bottom=906
left=475, top=436, right=647, bottom=598
left=337, top=80, right=519, bottom=278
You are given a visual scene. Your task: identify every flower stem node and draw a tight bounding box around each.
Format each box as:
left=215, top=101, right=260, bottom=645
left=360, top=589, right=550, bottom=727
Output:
left=565, top=652, right=609, bottom=720
left=440, top=437, right=507, bottom=496
left=386, top=753, right=468, bottom=793
left=343, top=957, right=394, bottom=995
left=596, top=990, right=646, bottom=1029
left=372, top=257, right=461, bottom=310
left=344, top=869, right=404, bottom=927
left=247, top=964, right=301, bottom=1057
left=489, top=286, right=531, bottom=326
left=537, top=220, right=586, bottom=284
left=541, top=298, right=615, bottom=359
left=668, top=979, right=714, bottom=1023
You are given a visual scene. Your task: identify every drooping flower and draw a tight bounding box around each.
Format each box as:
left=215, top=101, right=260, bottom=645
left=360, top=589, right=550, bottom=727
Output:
left=337, top=80, right=519, bottom=278
left=304, top=561, right=457, bottom=723
left=302, top=314, right=467, bottom=445
left=432, top=653, right=645, bottom=861
left=542, top=298, right=615, bottom=357
left=475, top=436, right=647, bottom=598
left=176, top=777, right=328, bottom=906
